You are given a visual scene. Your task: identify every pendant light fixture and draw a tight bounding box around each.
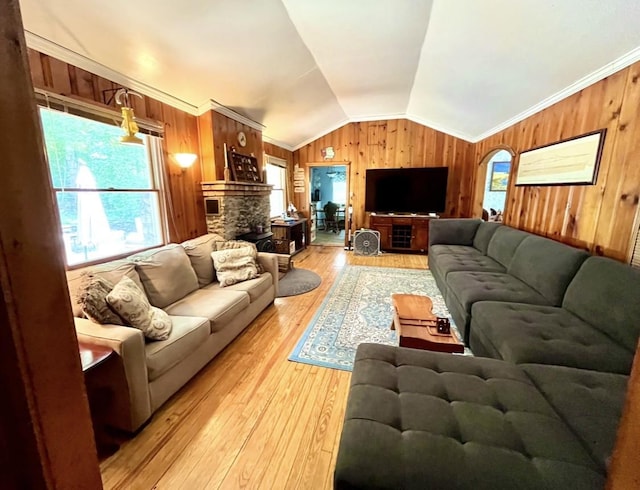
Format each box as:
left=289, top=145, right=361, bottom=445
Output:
left=115, top=88, right=144, bottom=145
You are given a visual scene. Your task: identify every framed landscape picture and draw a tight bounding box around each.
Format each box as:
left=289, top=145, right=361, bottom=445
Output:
left=490, top=161, right=510, bottom=191
left=515, top=129, right=606, bottom=186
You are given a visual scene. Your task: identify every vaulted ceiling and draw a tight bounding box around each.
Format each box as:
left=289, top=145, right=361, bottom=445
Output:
left=19, top=0, right=640, bottom=150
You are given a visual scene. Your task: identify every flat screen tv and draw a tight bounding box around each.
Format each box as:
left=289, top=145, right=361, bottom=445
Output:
left=364, top=167, right=448, bottom=214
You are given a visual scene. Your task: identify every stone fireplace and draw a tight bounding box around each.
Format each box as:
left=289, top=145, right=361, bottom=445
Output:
left=201, top=181, right=273, bottom=240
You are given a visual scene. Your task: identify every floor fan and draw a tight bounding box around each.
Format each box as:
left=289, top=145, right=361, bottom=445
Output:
left=353, top=229, right=381, bottom=256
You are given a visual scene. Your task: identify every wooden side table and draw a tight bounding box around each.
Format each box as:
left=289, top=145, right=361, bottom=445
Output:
left=79, top=341, right=113, bottom=371
left=79, top=341, right=129, bottom=458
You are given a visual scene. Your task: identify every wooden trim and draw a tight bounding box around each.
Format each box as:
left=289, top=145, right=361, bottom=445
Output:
left=606, top=341, right=640, bottom=488
left=35, top=88, right=164, bottom=135
left=304, top=162, right=352, bottom=247
left=477, top=145, right=516, bottom=165
left=0, top=1, right=102, bottom=486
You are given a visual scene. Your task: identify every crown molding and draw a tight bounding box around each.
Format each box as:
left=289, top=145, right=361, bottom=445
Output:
left=262, top=134, right=294, bottom=152
left=196, top=99, right=266, bottom=131
left=25, top=31, right=200, bottom=116
left=472, top=45, right=640, bottom=143
left=348, top=112, right=407, bottom=122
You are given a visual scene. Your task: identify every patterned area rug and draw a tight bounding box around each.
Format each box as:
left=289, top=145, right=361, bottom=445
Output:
left=289, top=265, right=469, bottom=371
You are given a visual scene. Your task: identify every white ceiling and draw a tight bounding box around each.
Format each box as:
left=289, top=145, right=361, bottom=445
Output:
left=19, top=0, right=640, bottom=150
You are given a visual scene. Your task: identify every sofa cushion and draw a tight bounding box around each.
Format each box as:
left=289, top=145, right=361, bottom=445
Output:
left=472, top=221, right=502, bottom=254
left=67, top=259, right=143, bottom=317
left=216, top=240, right=265, bottom=274
left=76, top=274, right=124, bottom=325
left=446, top=271, right=550, bottom=344
left=428, top=218, right=481, bottom=247
left=522, top=363, right=629, bottom=472
left=429, top=244, right=484, bottom=257
left=335, top=343, right=604, bottom=490
left=563, top=256, right=640, bottom=353
left=508, top=235, right=589, bottom=305
left=130, top=244, right=199, bottom=309
left=203, top=272, right=272, bottom=303
left=486, top=226, right=530, bottom=268
left=145, top=315, right=210, bottom=381
left=181, top=233, right=224, bottom=287
left=164, top=288, right=250, bottom=333
left=430, top=253, right=505, bottom=279
left=106, top=276, right=172, bottom=341
left=211, top=247, right=259, bottom=287
left=469, top=302, right=634, bottom=374
left=447, top=271, right=550, bottom=314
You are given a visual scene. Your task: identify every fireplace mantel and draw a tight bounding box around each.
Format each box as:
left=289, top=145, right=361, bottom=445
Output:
left=201, top=181, right=273, bottom=196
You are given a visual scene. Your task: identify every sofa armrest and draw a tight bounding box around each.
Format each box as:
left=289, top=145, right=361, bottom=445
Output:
left=74, top=317, right=151, bottom=432
left=428, top=218, right=482, bottom=248
left=257, top=252, right=279, bottom=297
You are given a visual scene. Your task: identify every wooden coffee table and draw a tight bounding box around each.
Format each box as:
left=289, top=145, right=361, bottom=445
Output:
left=391, top=293, right=464, bottom=353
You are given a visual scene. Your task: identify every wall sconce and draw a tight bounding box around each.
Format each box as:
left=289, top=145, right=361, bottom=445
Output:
left=174, top=153, right=197, bottom=171
left=115, top=88, right=144, bottom=145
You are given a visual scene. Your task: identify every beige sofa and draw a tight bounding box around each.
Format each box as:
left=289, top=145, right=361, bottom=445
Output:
left=67, top=234, right=279, bottom=432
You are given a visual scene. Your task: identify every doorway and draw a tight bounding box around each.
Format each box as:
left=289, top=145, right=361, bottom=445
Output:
left=481, top=149, right=513, bottom=222
left=310, top=165, right=348, bottom=246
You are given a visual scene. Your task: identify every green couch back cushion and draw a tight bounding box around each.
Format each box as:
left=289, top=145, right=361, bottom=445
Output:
left=563, top=256, right=640, bottom=352
left=486, top=226, right=529, bottom=268
left=473, top=222, right=502, bottom=254
left=508, top=235, right=589, bottom=305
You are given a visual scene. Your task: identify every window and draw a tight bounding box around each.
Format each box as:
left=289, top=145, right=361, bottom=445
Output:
left=265, top=155, right=287, bottom=218
left=39, top=107, right=165, bottom=266
left=332, top=181, right=347, bottom=205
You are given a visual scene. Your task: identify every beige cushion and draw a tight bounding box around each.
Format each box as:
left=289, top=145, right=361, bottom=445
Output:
left=107, top=276, right=172, bottom=341
left=164, top=288, right=250, bottom=333
left=217, top=240, right=265, bottom=274
left=67, top=259, right=143, bottom=317
left=182, top=233, right=224, bottom=287
left=130, top=244, right=199, bottom=308
left=76, top=273, right=124, bottom=325
left=145, top=315, right=210, bottom=381
left=203, top=273, right=272, bottom=302
left=211, top=247, right=258, bottom=287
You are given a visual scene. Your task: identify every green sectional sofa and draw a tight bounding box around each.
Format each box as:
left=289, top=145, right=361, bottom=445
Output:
left=334, top=219, right=640, bottom=489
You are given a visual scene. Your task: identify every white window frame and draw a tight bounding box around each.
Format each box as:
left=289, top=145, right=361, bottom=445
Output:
left=36, top=91, right=168, bottom=268
left=265, top=154, right=288, bottom=219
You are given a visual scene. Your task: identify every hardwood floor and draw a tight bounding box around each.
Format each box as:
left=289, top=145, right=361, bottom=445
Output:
left=99, top=246, right=428, bottom=489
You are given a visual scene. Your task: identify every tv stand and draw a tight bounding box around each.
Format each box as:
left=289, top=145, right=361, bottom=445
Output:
left=369, top=214, right=436, bottom=253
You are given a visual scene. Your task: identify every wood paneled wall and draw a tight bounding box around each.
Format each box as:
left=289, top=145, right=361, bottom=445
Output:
left=198, top=111, right=263, bottom=182
left=27, top=49, right=206, bottom=243
left=264, top=141, right=294, bottom=164
left=293, top=119, right=476, bottom=230
left=474, top=61, right=640, bottom=261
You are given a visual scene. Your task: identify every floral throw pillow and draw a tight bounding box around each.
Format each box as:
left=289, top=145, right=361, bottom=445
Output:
left=77, top=273, right=125, bottom=325
left=216, top=240, right=265, bottom=274
left=106, top=276, right=172, bottom=341
left=210, top=247, right=258, bottom=287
